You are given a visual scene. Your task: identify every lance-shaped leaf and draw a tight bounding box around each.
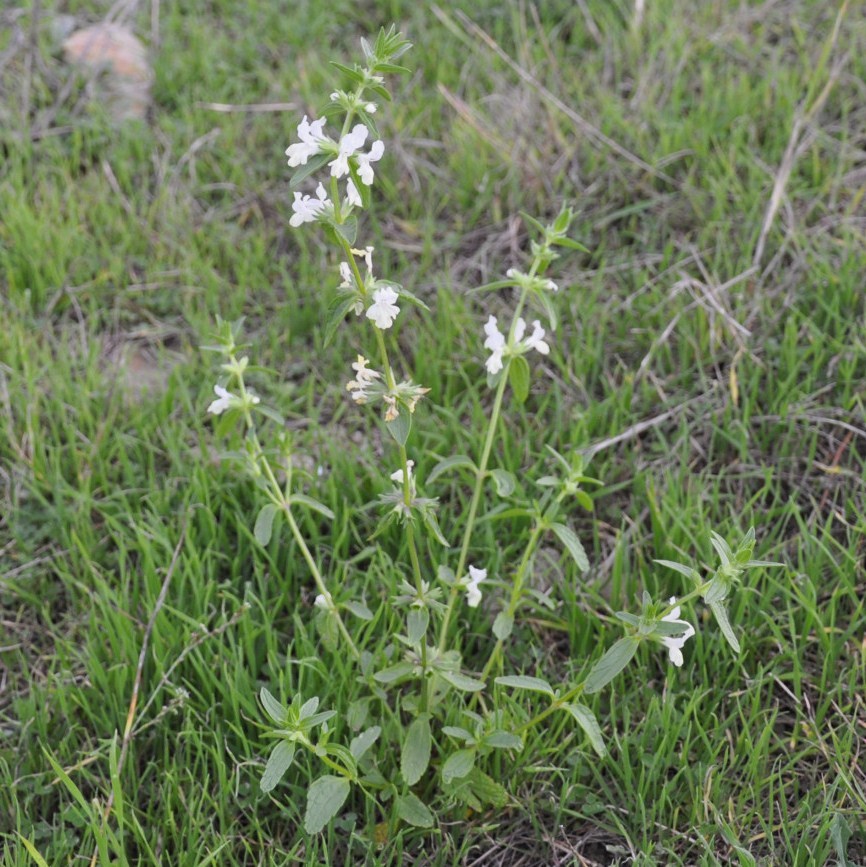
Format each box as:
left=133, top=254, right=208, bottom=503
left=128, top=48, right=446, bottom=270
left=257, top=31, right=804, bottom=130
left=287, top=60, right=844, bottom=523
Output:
left=709, top=600, right=741, bottom=653
left=261, top=741, right=295, bottom=792
left=401, top=715, right=431, bottom=786
left=396, top=793, right=434, bottom=828
left=254, top=504, right=278, bottom=546
left=564, top=703, right=607, bottom=758
left=304, top=775, right=351, bottom=834
left=495, top=675, right=554, bottom=696
left=551, top=523, right=590, bottom=573
left=583, top=636, right=639, bottom=694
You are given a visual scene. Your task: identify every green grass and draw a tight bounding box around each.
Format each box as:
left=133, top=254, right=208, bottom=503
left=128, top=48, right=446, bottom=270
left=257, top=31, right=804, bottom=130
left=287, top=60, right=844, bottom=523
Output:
left=2, top=0, right=865, bottom=863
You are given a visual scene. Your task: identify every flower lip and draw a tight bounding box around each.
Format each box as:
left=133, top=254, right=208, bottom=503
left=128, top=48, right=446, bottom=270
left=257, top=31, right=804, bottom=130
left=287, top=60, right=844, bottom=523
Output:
left=285, top=115, right=330, bottom=167
left=366, top=286, right=401, bottom=329
left=659, top=596, right=696, bottom=667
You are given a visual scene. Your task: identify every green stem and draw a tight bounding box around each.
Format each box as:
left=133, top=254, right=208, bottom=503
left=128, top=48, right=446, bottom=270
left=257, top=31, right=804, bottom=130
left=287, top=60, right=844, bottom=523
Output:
left=435, top=248, right=549, bottom=655
left=232, top=357, right=360, bottom=660
left=479, top=523, right=543, bottom=681
left=516, top=580, right=712, bottom=735
left=436, top=369, right=509, bottom=652
left=337, top=236, right=430, bottom=707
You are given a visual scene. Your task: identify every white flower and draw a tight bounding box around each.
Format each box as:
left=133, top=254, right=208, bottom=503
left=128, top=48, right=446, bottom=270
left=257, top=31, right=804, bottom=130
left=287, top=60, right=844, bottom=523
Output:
left=524, top=320, right=550, bottom=355
left=346, top=178, right=362, bottom=207
left=339, top=261, right=353, bottom=288
left=207, top=384, right=235, bottom=415
left=346, top=355, right=381, bottom=403
left=462, top=565, right=487, bottom=608
left=285, top=116, right=329, bottom=167
left=207, top=384, right=258, bottom=415
left=366, top=286, right=400, bottom=329
left=389, top=460, right=415, bottom=484
left=659, top=597, right=696, bottom=667
left=314, top=592, right=333, bottom=610
left=330, top=124, right=369, bottom=178
left=357, top=140, right=384, bottom=185
left=289, top=183, right=331, bottom=227
left=483, top=315, right=506, bottom=374
left=364, top=102, right=377, bottom=113
left=352, top=245, right=374, bottom=274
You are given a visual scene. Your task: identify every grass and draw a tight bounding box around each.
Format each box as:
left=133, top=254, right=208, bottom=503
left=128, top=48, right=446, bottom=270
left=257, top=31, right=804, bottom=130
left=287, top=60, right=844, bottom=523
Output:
left=1, top=0, right=865, bottom=863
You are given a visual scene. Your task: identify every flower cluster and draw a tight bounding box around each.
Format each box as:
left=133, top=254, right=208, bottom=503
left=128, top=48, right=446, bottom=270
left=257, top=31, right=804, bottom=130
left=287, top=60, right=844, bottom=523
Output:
left=286, top=116, right=385, bottom=225
left=482, top=315, right=550, bottom=375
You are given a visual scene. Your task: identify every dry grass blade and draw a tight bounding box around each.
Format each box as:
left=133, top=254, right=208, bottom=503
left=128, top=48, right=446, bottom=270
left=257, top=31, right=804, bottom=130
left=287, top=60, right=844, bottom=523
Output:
left=431, top=4, right=678, bottom=187
left=752, top=0, right=850, bottom=266
left=88, top=520, right=187, bottom=867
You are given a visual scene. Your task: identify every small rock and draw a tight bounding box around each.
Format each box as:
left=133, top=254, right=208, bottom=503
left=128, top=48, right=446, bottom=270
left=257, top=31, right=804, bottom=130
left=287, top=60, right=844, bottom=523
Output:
left=63, top=22, right=152, bottom=122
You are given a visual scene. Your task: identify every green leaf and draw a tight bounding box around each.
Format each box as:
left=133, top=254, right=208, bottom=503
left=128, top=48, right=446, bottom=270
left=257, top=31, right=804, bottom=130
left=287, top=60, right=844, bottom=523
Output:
left=442, top=749, right=476, bottom=784
left=509, top=355, right=530, bottom=403
left=564, top=704, right=607, bottom=758
left=519, top=210, right=547, bottom=238
left=395, top=285, right=431, bottom=311
left=344, top=600, right=373, bottom=621
left=494, top=675, right=554, bottom=697
left=492, top=610, right=514, bottom=641
left=260, top=688, right=286, bottom=725
left=386, top=411, right=411, bottom=447
left=574, top=489, right=594, bottom=511
left=261, top=741, right=296, bottom=792
left=427, top=455, right=476, bottom=483
left=583, top=637, right=639, bottom=694
left=709, top=531, right=733, bottom=566
left=349, top=726, right=381, bottom=761
left=298, top=696, right=319, bottom=719
left=442, top=726, right=474, bottom=742
left=333, top=215, right=358, bottom=246
left=553, top=235, right=590, bottom=252
left=483, top=731, right=523, bottom=750
left=438, top=670, right=485, bottom=692
left=421, top=510, right=450, bottom=547
left=289, top=152, right=331, bottom=189
left=304, top=775, right=351, bottom=834
left=490, top=468, right=516, bottom=497
left=254, top=504, right=278, bottom=546
left=290, top=493, right=335, bottom=521
left=324, top=742, right=357, bottom=775
left=330, top=60, right=365, bottom=85
left=323, top=293, right=361, bottom=348
left=710, top=600, right=741, bottom=653
left=654, top=559, right=701, bottom=583
left=443, top=767, right=508, bottom=810
left=830, top=813, right=853, bottom=867
left=535, top=288, right=558, bottom=331
left=254, top=404, right=286, bottom=426
left=551, top=523, right=590, bottom=573
left=704, top=576, right=729, bottom=604
left=401, top=715, right=431, bottom=786
left=407, top=608, right=429, bottom=644
left=396, top=793, right=434, bottom=828
left=373, top=661, right=414, bottom=684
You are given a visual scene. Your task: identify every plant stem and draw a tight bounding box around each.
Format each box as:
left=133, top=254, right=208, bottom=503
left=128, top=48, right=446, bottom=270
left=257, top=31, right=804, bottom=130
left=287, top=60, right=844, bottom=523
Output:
left=516, top=580, right=713, bottom=735
left=233, top=359, right=360, bottom=659
left=479, top=523, right=543, bottom=680
left=435, top=252, right=544, bottom=654
left=338, top=236, right=430, bottom=708
left=436, top=368, right=509, bottom=652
